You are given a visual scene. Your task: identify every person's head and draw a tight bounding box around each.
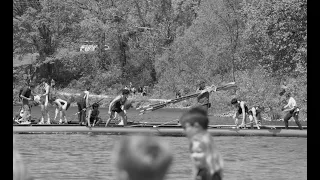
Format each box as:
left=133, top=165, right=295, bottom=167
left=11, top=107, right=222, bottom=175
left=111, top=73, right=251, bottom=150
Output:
left=230, top=98, right=239, bottom=108
left=189, top=133, right=223, bottom=177
left=199, top=80, right=206, bottom=89
left=113, top=135, right=173, bottom=180
left=29, top=82, right=35, bottom=90
left=92, top=103, right=99, bottom=110
left=50, top=79, right=55, bottom=87
left=40, top=78, right=47, bottom=85
left=122, top=89, right=130, bottom=98
left=285, top=92, right=291, bottom=99
left=69, top=96, right=76, bottom=103
left=180, top=107, right=209, bottom=139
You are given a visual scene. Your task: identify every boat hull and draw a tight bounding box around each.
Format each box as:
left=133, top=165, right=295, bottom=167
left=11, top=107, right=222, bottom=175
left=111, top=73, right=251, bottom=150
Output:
left=13, top=126, right=307, bottom=138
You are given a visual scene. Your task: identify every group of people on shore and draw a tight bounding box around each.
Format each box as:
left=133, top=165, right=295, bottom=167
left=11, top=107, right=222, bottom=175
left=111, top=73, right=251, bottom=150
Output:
left=14, top=105, right=224, bottom=180
left=15, top=78, right=303, bottom=130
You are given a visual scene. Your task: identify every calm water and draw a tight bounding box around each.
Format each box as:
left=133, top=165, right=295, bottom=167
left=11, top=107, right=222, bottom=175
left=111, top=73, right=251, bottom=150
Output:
left=13, top=106, right=307, bottom=180
left=15, top=134, right=307, bottom=180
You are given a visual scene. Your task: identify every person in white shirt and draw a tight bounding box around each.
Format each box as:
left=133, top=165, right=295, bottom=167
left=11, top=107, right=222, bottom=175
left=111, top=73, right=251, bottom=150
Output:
left=282, top=93, right=303, bottom=130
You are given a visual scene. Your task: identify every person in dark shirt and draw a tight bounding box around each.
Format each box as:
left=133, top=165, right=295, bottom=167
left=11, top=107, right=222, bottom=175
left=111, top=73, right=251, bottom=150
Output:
left=231, top=98, right=249, bottom=129
left=86, top=103, right=102, bottom=127
left=19, top=83, right=35, bottom=122
left=196, top=81, right=212, bottom=112
left=75, top=88, right=90, bottom=125
left=105, top=89, right=130, bottom=127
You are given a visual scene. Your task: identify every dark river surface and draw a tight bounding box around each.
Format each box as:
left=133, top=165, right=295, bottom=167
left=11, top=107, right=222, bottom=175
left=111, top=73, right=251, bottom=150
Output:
left=13, top=106, right=307, bottom=180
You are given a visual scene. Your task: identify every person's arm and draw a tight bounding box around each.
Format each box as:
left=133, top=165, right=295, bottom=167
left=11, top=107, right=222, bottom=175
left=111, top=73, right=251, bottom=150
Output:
left=84, top=91, right=89, bottom=108
left=87, top=109, right=92, bottom=127
left=20, top=89, right=31, bottom=101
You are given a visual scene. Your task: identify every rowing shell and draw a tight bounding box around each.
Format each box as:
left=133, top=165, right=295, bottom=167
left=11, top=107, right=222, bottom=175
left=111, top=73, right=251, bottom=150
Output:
left=13, top=125, right=307, bottom=137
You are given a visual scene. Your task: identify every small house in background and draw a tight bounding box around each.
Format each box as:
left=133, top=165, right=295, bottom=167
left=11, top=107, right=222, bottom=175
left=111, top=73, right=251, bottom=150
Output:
left=79, top=41, right=110, bottom=52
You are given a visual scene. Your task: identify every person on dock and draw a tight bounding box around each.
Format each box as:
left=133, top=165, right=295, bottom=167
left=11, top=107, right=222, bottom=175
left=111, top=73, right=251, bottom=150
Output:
left=53, top=96, right=75, bottom=124
left=196, top=81, right=213, bottom=112
left=38, top=78, right=52, bottom=124
left=247, top=106, right=263, bottom=129
left=86, top=102, right=102, bottom=127
left=75, top=87, right=90, bottom=125
left=282, top=93, right=303, bottom=130
left=113, top=135, right=173, bottom=180
left=19, top=83, right=35, bottom=123
left=105, top=89, right=130, bottom=127
left=231, top=98, right=249, bottom=129
left=190, top=133, right=224, bottom=180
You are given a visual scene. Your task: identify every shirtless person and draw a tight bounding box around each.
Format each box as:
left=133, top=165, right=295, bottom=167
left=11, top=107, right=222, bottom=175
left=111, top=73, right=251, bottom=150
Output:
left=86, top=103, right=102, bottom=127
left=282, top=93, right=303, bottom=130
left=38, top=78, right=52, bottom=124
left=105, top=89, right=130, bottom=127
left=231, top=98, right=249, bottom=129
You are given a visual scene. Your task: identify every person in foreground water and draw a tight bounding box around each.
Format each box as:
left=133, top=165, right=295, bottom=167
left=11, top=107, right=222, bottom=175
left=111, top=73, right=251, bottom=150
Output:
left=180, top=106, right=209, bottom=139
left=180, top=106, right=224, bottom=180
left=113, top=135, right=173, bottom=180
left=190, top=133, right=224, bottom=180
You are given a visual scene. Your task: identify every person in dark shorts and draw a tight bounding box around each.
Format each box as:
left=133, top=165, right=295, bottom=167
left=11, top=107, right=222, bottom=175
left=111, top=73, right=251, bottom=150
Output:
left=282, top=93, right=303, bottom=130
left=19, top=83, right=35, bottom=123
left=196, top=81, right=212, bottom=112
left=248, top=106, right=263, bottom=129
left=86, top=103, right=102, bottom=127
left=105, top=89, right=130, bottom=127
left=231, top=98, right=249, bottom=129
left=75, top=88, right=90, bottom=125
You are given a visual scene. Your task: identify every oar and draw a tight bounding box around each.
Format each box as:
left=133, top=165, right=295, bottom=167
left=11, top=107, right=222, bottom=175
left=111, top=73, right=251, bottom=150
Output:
left=139, top=82, right=237, bottom=114
left=152, top=119, right=179, bottom=128
left=74, top=98, right=105, bottom=115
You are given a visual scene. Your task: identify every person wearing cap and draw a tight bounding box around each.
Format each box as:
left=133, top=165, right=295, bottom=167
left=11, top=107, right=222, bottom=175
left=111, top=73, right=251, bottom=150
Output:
left=196, top=81, right=212, bottom=112
left=113, top=135, right=173, bottom=180
left=38, top=78, right=52, bottom=124
left=75, top=87, right=90, bottom=125
left=86, top=102, right=102, bottom=127
left=53, top=96, right=75, bottom=124
left=282, top=92, right=303, bottom=130
left=230, top=98, right=249, bottom=129
left=105, top=89, right=130, bottom=127
left=19, top=83, right=35, bottom=123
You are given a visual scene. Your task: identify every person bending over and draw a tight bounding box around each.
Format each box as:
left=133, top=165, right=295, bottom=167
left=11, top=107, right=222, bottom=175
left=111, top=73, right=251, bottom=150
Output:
left=105, top=89, right=130, bottom=127
left=282, top=93, right=303, bottom=130
left=231, top=98, right=249, bottom=129
left=86, top=103, right=102, bottom=127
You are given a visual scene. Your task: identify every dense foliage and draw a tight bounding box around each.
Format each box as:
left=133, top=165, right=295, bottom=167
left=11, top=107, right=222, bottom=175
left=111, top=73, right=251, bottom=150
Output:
left=13, top=0, right=307, bottom=118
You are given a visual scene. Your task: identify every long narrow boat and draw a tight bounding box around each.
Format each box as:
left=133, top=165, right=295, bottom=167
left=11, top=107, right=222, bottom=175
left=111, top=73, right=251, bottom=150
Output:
left=13, top=122, right=307, bottom=138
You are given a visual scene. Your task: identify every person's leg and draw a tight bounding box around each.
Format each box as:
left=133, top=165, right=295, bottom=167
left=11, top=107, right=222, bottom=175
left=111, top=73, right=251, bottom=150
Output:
left=105, top=111, right=115, bottom=127
left=283, top=112, right=292, bottom=129
left=233, top=113, right=239, bottom=128
left=22, top=104, right=30, bottom=122
left=39, top=104, right=45, bottom=124
left=251, top=109, right=260, bottom=129
left=118, top=111, right=127, bottom=126
left=293, top=110, right=303, bottom=130
left=77, top=102, right=82, bottom=123
left=248, top=114, right=254, bottom=129
left=45, top=99, right=50, bottom=124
